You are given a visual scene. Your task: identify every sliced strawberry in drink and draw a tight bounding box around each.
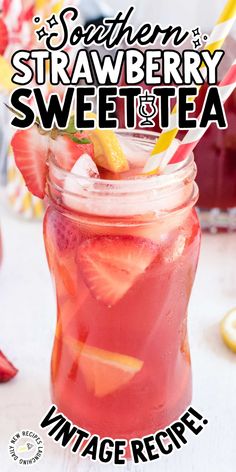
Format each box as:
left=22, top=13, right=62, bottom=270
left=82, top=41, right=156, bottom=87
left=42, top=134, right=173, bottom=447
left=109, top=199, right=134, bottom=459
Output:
left=50, top=134, right=94, bottom=171
left=48, top=211, right=80, bottom=255
left=0, top=351, right=18, bottom=383
left=77, top=235, right=157, bottom=307
left=11, top=125, right=50, bottom=199
left=44, top=210, right=82, bottom=305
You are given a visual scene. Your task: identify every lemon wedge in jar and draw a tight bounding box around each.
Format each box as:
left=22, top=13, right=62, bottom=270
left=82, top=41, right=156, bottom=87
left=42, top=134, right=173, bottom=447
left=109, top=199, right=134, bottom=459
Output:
left=65, top=337, right=143, bottom=397
left=220, top=308, right=236, bottom=353
left=86, top=113, right=129, bottom=173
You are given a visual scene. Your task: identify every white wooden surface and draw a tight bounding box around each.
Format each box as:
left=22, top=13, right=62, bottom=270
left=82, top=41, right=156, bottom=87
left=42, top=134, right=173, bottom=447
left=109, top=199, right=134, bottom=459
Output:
left=0, top=199, right=236, bottom=471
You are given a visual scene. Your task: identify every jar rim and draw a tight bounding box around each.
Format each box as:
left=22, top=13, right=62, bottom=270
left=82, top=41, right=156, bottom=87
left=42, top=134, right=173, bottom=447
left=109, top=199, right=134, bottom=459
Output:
left=48, top=129, right=194, bottom=193
left=47, top=129, right=198, bottom=217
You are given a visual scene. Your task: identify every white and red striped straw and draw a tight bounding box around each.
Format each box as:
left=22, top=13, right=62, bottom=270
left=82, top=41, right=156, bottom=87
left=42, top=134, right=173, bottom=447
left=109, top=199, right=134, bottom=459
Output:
left=169, top=59, right=236, bottom=167
left=159, top=59, right=236, bottom=170
left=2, top=0, right=34, bottom=51
left=143, top=0, right=236, bottom=174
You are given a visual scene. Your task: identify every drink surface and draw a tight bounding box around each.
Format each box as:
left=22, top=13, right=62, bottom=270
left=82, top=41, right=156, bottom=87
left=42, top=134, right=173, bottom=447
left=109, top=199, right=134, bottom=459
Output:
left=44, top=134, right=200, bottom=440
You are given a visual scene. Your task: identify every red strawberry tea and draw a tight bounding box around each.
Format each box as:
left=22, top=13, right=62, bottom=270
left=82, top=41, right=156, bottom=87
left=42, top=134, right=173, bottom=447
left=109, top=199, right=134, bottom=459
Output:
left=43, top=131, right=200, bottom=440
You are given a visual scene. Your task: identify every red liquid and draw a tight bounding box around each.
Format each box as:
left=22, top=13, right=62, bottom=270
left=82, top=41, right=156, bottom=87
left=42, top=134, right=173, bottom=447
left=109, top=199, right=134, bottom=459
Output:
left=43, top=203, right=200, bottom=440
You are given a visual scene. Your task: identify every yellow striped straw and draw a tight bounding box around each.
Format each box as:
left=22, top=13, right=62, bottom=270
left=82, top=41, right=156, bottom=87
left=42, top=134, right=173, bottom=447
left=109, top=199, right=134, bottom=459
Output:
left=144, top=0, right=236, bottom=174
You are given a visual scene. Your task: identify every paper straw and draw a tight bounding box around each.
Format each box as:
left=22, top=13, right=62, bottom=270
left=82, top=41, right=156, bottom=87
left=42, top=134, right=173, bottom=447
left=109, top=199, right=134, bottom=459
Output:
left=2, top=0, right=22, bottom=34
left=164, top=59, right=236, bottom=168
left=18, top=2, right=35, bottom=43
left=143, top=0, right=236, bottom=174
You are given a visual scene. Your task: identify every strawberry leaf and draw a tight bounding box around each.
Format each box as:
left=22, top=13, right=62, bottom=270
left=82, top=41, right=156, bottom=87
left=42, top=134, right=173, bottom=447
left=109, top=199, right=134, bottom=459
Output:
left=66, top=115, right=77, bottom=134
left=70, top=136, right=91, bottom=145
left=78, top=138, right=91, bottom=144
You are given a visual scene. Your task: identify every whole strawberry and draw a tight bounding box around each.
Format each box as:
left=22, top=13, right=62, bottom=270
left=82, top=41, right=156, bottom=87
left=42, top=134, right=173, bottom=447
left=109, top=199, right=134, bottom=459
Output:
left=0, top=16, right=9, bottom=56
left=0, top=350, right=18, bottom=382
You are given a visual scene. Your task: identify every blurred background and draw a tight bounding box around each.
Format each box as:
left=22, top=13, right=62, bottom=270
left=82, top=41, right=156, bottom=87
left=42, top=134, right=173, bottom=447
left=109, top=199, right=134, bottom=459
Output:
left=0, top=1, right=236, bottom=471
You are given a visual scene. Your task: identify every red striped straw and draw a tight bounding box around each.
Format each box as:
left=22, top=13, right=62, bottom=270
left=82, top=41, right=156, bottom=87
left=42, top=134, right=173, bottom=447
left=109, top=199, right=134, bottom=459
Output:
left=164, top=60, right=236, bottom=169
left=19, top=1, right=35, bottom=23
left=2, top=0, right=34, bottom=44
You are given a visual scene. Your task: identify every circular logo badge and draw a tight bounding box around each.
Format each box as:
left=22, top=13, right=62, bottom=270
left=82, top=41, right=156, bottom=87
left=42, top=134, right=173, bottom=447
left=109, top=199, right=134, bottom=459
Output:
left=9, top=430, right=44, bottom=466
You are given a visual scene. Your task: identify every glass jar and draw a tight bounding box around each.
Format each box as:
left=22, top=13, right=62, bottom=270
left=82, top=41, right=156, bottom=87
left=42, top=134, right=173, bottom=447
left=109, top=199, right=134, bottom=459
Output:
left=43, top=130, right=201, bottom=441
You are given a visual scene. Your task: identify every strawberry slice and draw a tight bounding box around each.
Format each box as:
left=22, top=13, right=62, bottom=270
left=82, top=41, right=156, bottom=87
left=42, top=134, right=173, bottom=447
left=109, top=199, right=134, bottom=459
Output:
left=0, top=350, right=18, bottom=383
left=11, top=124, right=94, bottom=199
left=77, top=236, right=157, bottom=306
left=0, top=17, right=9, bottom=56
left=50, top=134, right=94, bottom=171
left=11, top=125, right=50, bottom=199
left=47, top=210, right=80, bottom=255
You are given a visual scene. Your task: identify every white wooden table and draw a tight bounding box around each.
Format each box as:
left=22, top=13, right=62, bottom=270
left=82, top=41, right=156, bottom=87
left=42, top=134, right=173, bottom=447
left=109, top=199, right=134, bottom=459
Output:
left=0, top=199, right=236, bottom=471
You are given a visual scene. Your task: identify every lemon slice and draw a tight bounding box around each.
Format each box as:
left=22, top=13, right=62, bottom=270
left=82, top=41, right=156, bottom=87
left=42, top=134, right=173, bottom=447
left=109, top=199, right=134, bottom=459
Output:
left=220, top=308, right=236, bottom=353
left=66, top=336, right=143, bottom=397
left=86, top=113, right=129, bottom=173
